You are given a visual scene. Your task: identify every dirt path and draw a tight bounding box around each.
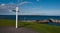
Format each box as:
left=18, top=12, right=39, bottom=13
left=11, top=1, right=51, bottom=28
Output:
left=0, top=26, right=39, bottom=33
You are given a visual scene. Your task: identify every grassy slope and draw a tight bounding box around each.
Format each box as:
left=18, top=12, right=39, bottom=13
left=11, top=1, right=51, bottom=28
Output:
left=19, top=22, right=60, bottom=33
left=0, top=19, right=60, bottom=33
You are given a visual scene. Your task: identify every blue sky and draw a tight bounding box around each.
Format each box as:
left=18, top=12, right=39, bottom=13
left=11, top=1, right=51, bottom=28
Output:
left=0, top=0, right=60, bottom=16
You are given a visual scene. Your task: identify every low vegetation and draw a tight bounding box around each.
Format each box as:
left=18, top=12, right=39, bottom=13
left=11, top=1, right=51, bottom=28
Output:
left=0, top=19, right=60, bottom=33
left=0, top=19, right=15, bottom=27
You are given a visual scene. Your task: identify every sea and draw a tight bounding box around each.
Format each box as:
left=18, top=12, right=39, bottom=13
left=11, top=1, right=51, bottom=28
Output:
left=0, top=15, right=60, bottom=20
left=0, top=15, right=60, bottom=26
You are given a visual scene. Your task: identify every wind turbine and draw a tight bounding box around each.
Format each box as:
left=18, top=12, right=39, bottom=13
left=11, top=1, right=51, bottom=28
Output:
left=15, top=0, right=32, bottom=28
left=0, top=0, right=32, bottom=29
left=9, top=1, right=31, bottom=28
left=9, top=0, right=39, bottom=28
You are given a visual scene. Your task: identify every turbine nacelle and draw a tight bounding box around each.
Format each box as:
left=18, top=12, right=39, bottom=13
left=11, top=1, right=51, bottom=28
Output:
left=12, top=9, right=19, bottom=12
left=9, top=9, right=19, bottom=12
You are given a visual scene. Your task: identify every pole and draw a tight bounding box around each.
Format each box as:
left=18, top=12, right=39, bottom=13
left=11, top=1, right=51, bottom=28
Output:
left=16, top=0, right=20, bottom=29
left=16, top=7, right=18, bottom=28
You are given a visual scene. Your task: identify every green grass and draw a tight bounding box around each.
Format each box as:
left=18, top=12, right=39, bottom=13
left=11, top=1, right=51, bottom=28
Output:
left=0, top=19, right=15, bottom=27
left=19, top=21, right=60, bottom=33
left=0, top=19, right=60, bottom=33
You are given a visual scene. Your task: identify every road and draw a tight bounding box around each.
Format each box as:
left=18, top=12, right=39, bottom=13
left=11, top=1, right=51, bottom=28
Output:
left=0, top=26, right=39, bottom=33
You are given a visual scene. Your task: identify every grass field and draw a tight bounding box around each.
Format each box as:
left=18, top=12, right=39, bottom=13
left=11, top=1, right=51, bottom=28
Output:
left=0, top=19, right=15, bottom=27
left=0, top=19, right=60, bottom=33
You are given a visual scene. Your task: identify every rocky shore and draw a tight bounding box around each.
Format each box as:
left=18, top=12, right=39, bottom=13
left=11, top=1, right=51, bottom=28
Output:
left=36, top=18, right=60, bottom=23
left=22, top=18, right=60, bottom=23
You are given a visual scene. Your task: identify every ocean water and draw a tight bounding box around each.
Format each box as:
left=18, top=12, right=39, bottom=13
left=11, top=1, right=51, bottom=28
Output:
left=0, top=15, right=60, bottom=26
left=0, top=15, right=60, bottom=20
left=18, top=15, right=60, bottom=20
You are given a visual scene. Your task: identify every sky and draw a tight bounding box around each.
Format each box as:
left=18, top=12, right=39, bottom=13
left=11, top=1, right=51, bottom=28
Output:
left=0, top=0, right=60, bottom=16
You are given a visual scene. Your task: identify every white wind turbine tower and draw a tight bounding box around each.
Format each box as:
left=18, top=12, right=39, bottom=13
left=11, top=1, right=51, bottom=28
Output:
left=16, top=6, right=18, bottom=29
left=16, top=0, right=20, bottom=29
left=16, top=0, right=32, bottom=28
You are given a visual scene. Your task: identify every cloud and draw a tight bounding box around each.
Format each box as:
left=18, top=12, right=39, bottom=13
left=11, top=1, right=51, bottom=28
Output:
left=0, top=3, right=16, bottom=12
left=0, top=1, right=32, bottom=15
left=0, top=3, right=17, bottom=15
left=20, top=10, right=60, bottom=16
left=19, top=1, right=32, bottom=6
left=1, top=4, right=5, bottom=6
left=0, top=1, right=60, bottom=16
left=0, top=1, right=31, bottom=12
left=34, top=10, right=60, bottom=16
